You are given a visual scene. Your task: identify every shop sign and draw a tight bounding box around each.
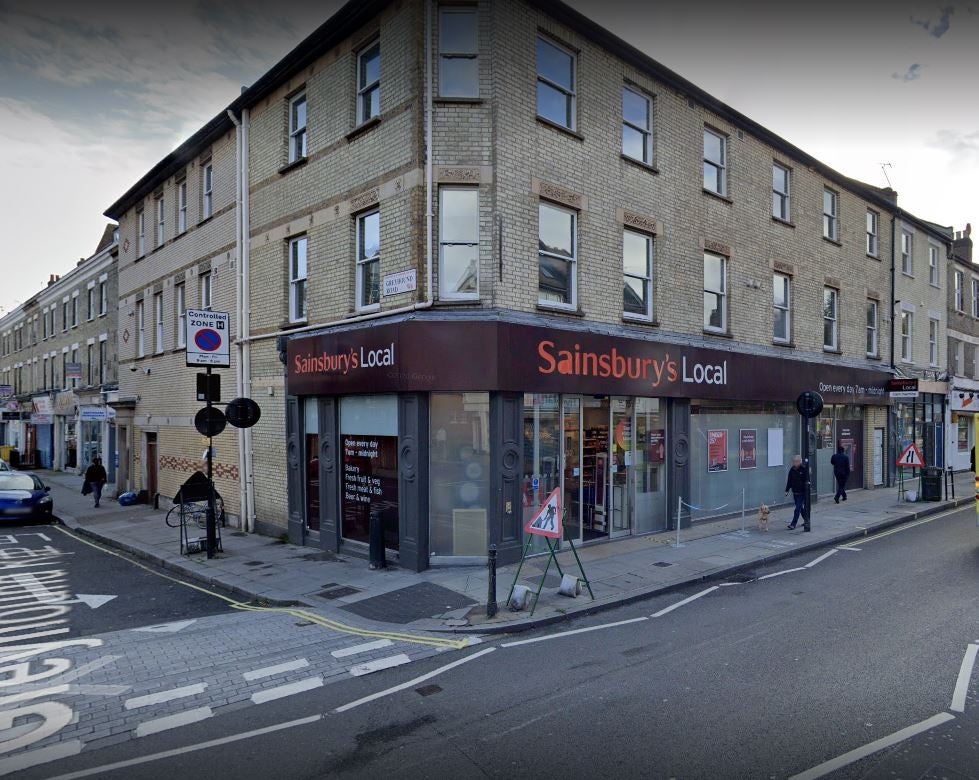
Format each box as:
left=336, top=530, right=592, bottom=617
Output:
left=887, top=378, right=919, bottom=399
left=79, top=407, right=108, bottom=422
left=382, top=269, right=417, bottom=297
left=707, top=429, right=728, bottom=473
left=950, top=390, right=979, bottom=412
left=30, top=413, right=53, bottom=425
left=33, top=396, right=53, bottom=415
left=0, top=385, right=12, bottom=401
left=739, top=429, right=757, bottom=470
left=54, top=392, right=77, bottom=415
left=3, top=399, right=19, bottom=412
left=65, top=362, right=83, bottom=380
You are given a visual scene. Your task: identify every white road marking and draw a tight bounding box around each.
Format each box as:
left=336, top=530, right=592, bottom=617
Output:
left=0, top=739, right=82, bottom=775
left=60, top=594, right=117, bottom=609
left=45, top=716, right=322, bottom=780
left=133, top=619, right=196, bottom=634
left=756, top=567, right=807, bottom=581
left=805, top=550, right=838, bottom=568
left=501, top=617, right=648, bottom=647
left=349, top=653, right=412, bottom=677
left=331, top=639, right=394, bottom=658
left=651, top=587, right=718, bottom=618
left=951, top=643, right=978, bottom=712
left=135, top=706, right=213, bottom=738
left=837, top=546, right=861, bottom=552
left=243, top=658, right=310, bottom=681
left=250, top=676, right=323, bottom=704
left=336, top=647, right=496, bottom=713
left=124, top=683, right=208, bottom=710
left=790, top=712, right=955, bottom=780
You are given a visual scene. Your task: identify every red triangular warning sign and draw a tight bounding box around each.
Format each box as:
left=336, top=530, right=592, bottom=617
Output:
left=896, top=442, right=925, bottom=468
left=525, top=487, right=562, bottom=538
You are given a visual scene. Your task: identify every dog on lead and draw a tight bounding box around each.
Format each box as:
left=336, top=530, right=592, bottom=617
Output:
left=757, top=504, right=771, bottom=532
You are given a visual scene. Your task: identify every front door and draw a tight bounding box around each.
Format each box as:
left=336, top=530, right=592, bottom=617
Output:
left=873, top=427, right=884, bottom=486
left=145, top=433, right=158, bottom=498
left=610, top=397, right=633, bottom=537
left=836, top=420, right=863, bottom=489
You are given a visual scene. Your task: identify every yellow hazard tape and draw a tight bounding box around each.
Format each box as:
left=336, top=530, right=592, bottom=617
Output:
left=53, top=525, right=469, bottom=650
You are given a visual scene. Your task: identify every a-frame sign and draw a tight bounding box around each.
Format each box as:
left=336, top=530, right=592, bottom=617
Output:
left=897, top=442, right=925, bottom=468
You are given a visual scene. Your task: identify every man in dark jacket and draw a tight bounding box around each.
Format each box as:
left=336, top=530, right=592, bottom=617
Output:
left=830, top=444, right=851, bottom=503
left=784, top=455, right=808, bottom=530
left=84, top=457, right=108, bottom=508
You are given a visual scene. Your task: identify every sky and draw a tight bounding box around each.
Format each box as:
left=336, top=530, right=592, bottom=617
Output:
left=0, top=0, right=976, bottom=315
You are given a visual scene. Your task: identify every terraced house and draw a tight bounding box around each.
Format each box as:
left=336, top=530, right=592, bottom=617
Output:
left=105, top=0, right=952, bottom=569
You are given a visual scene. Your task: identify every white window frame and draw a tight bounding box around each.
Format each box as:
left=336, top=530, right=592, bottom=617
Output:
left=99, top=336, right=107, bottom=385
left=199, top=271, right=212, bottom=310
left=900, top=311, right=913, bottom=362
left=136, top=210, right=145, bottom=258
left=928, top=244, right=940, bottom=287
left=954, top=270, right=964, bottom=312
left=772, top=163, right=790, bottom=221
left=62, top=301, right=68, bottom=332
left=823, top=287, right=839, bottom=351
left=622, top=86, right=652, bottom=165
left=703, top=252, right=727, bottom=333
left=289, top=236, right=309, bottom=323
left=438, top=187, right=480, bottom=300
left=866, top=299, right=878, bottom=358
left=928, top=317, right=939, bottom=366
left=71, top=295, right=78, bottom=328
left=136, top=300, right=145, bottom=358
left=537, top=202, right=578, bottom=308
left=202, top=163, right=213, bottom=219
left=622, top=229, right=653, bottom=321
left=356, top=210, right=381, bottom=312
left=156, top=196, right=165, bottom=247
left=288, top=92, right=307, bottom=163
left=87, top=287, right=94, bottom=321
left=99, top=280, right=107, bottom=316
left=176, top=283, right=186, bottom=348
left=357, top=42, right=381, bottom=125
left=87, top=343, right=95, bottom=386
left=822, top=189, right=838, bottom=241
left=901, top=231, right=913, bottom=276
left=177, top=180, right=187, bottom=234
left=154, top=292, right=164, bottom=354
left=972, top=278, right=979, bottom=319
left=703, top=129, right=727, bottom=196
left=535, top=35, right=576, bottom=131
left=438, top=6, right=478, bottom=98
left=866, top=210, right=879, bottom=256
left=773, top=272, right=791, bottom=343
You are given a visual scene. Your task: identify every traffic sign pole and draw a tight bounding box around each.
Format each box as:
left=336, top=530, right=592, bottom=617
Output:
left=205, top=365, right=217, bottom=559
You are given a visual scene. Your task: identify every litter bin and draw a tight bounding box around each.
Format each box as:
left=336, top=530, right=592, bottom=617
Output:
left=920, top=467, right=942, bottom=502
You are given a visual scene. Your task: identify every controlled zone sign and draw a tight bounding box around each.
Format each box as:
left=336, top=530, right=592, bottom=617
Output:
left=186, top=309, right=230, bottom=368
left=897, top=442, right=925, bottom=468
left=525, top=487, right=562, bottom=539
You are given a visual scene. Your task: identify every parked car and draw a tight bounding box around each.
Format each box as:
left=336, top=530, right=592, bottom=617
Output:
left=0, top=458, right=9, bottom=471
left=0, top=472, right=53, bottom=520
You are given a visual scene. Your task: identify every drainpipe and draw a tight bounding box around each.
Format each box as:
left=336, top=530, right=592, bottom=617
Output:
left=889, top=215, right=896, bottom=370
left=240, top=108, right=255, bottom=534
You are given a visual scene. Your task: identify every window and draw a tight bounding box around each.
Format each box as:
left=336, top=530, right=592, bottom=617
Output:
left=177, top=180, right=187, bottom=234
left=176, top=283, right=186, bottom=347
left=199, top=271, right=212, bottom=310
left=288, top=92, right=307, bottom=163
left=772, top=164, right=790, bottom=221
left=929, top=244, right=940, bottom=286
left=61, top=354, right=67, bottom=389
left=99, top=339, right=106, bottom=384
left=71, top=347, right=78, bottom=389
left=973, top=279, right=979, bottom=319
left=41, top=311, right=47, bottom=340
left=622, top=87, right=652, bottom=164
left=929, top=317, right=939, bottom=366
left=901, top=231, right=913, bottom=275
left=87, top=288, right=94, bottom=321
left=538, top=202, right=576, bottom=306
left=866, top=300, right=878, bottom=357
left=87, top=344, right=94, bottom=385
left=136, top=210, right=145, bottom=258
left=439, top=188, right=479, bottom=299
left=863, top=211, right=879, bottom=257
left=99, top=281, right=107, bottom=316
left=202, top=163, right=213, bottom=219
left=439, top=7, right=478, bottom=97
left=136, top=300, right=145, bottom=358
left=356, top=210, right=380, bottom=310
left=623, top=230, right=653, bottom=319
left=154, top=292, right=163, bottom=353
left=289, top=236, right=308, bottom=322
left=773, top=273, right=790, bottom=343
left=954, top=270, right=964, bottom=312
left=156, top=197, right=165, bottom=247
left=42, top=357, right=48, bottom=390
left=822, top=189, right=838, bottom=241
left=703, top=129, right=726, bottom=195
left=823, top=287, right=838, bottom=350
left=536, top=36, right=575, bottom=130
left=900, top=311, right=913, bottom=362
left=71, top=296, right=78, bottom=328
left=703, top=252, right=726, bottom=332
left=357, top=42, right=381, bottom=124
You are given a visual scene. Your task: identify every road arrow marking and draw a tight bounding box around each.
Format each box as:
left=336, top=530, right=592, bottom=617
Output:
left=133, top=619, right=196, bottom=634
left=72, top=594, right=117, bottom=609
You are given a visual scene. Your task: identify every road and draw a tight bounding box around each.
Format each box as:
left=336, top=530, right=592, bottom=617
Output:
left=3, top=504, right=978, bottom=779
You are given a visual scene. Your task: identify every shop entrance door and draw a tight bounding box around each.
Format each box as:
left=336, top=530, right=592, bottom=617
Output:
left=873, top=428, right=884, bottom=486
left=836, top=420, right=863, bottom=489
left=581, top=397, right=610, bottom=541
left=610, top=397, right=633, bottom=538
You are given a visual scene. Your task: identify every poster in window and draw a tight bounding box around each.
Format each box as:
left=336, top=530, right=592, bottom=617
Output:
left=739, top=429, right=757, bottom=470
left=341, top=435, right=399, bottom=550
left=707, top=429, right=728, bottom=473
left=648, top=429, right=666, bottom=463
left=767, top=428, right=784, bottom=467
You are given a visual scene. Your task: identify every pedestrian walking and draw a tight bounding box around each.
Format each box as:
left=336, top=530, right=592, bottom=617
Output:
left=84, top=457, right=108, bottom=508
left=830, top=444, right=851, bottom=504
left=784, top=455, right=808, bottom=530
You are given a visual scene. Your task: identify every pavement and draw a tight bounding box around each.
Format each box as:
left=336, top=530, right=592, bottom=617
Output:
left=40, top=468, right=975, bottom=635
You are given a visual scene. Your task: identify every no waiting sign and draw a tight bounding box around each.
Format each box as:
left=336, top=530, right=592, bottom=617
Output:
left=186, top=308, right=231, bottom=368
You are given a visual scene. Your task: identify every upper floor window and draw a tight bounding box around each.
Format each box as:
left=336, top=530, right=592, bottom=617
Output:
left=136, top=210, right=145, bottom=258
left=900, top=311, right=913, bottom=362
left=622, top=87, right=652, bottom=165
left=536, top=36, right=575, bottom=130
left=177, top=180, right=187, bottom=234
left=71, top=296, right=78, bottom=328
left=199, top=271, right=212, bottom=310
left=822, top=189, right=838, bottom=241
left=972, top=278, right=979, bottom=319
left=62, top=301, right=68, bottom=332
left=87, top=288, right=95, bottom=321
left=538, top=202, right=576, bottom=307
left=866, top=210, right=879, bottom=256
left=356, top=210, right=380, bottom=310
left=202, top=163, right=213, bottom=219
left=866, top=299, right=878, bottom=358
left=929, top=317, right=939, bottom=366
left=773, top=272, right=790, bottom=343
left=357, top=42, right=381, bottom=125
left=154, top=292, right=164, bottom=354
left=289, top=236, right=308, bottom=323
left=176, top=283, right=186, bottom=348
left=954, top=269, right=964, bottom=311
left=623, top=229, right=653, bottom=320
left=439, top=187, right=479, bottom=299
left=99, top=339, right=107, bottom=385
left=703, top=129, right=726, bottom=196
left=439, top=7, right=478, bottom=98
left=772, top=164, right=790, bottom=221
left=156, top=196, right=165, bottom=247
left=288, top=93, right=307, bottom=163
left=703, top=252, right=726, bottom=332
left=901, top=231, right=913, bottom=275
left=823, top=287, right=839, bottom=351
left=928, top=244, right=940, bottom=287
left=136, top=300, right=145, bottom=358
left=99, top=280, right=107, bottom=316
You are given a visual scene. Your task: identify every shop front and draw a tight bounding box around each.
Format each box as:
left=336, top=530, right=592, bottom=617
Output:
left=889, top=381, right=947, bottom=484
left=283, top=315, right=893, bottom=570
left=947, top=381, right=979, bottom=472
left=30, top=395, right=54, bottom=469
left=54, top=391, right=78, bottom=472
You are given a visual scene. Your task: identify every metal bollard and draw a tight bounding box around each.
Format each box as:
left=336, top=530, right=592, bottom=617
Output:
left=369, top=509, right=386, bottom=570
left=487, top=544, right=498, bottom=618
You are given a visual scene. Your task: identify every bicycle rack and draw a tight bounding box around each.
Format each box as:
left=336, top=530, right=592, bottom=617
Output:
left=178, top=501, right=224, bottom=556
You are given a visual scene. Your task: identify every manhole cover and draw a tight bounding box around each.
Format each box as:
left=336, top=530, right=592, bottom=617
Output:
left=243, top=561, right=266, bottom=567
left=416, top=684, right=442, bottom=697
left=318, top=585, right=360, bottom=599
left=651, top=561, right=673, bottom=568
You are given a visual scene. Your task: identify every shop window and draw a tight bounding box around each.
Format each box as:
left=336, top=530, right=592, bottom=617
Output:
left=304, top=399, right=320, bottom=532
left=430, top=393, right=490, bottom=556
left=439, top=187, right=479, bottom=299
left=957, top=416, right=969, bottom=452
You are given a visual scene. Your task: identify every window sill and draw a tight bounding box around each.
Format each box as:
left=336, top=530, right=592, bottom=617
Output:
left=536, top=115, right=584, bottom=142
left=703, top=328, right=732, bottom=339
left=351, top=305, right=380, bottom=317
left=772, top=216, right=795, bottom=228
left=703, top=189, right=733, bottom=205
left=345, top=116, right=382, bottom=142
left=623, top=314, right=658, bottom=326
left=198, top=215, right=214, bottom=228
left=537, top=302, right=585, bottom=317
left=867, top=353, right=881, bottom=361
left=278, top=156, right=308, bottom=176
left=434, top=96, right=483, bottom=105
left=823, top=347, right=842, bottom=355
left=279, top=320, right=308, bottom=331
left=930, top=283, right=941, bottom=289
left=435, top=297, right=482, bottom=306
left=867, top=252, right=880, bottom=261
left=901, top=272, right=914, bottom=279
left=822, top=236, right=842, bottom=247
left=621, top=155, right=658, bottom=174
left=772, top=340, right=795, bottom=349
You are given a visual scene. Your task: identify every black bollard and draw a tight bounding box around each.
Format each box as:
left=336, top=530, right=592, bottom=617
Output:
left=487, top=544, right=498, bottom=618
left=369, top=509, right=386, bottom=570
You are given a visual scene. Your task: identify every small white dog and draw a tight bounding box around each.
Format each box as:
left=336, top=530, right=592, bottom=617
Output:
left=757, top=504, right=771, bottom=532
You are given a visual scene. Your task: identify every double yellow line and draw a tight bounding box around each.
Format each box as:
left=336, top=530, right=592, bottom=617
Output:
left=54, top=525, right=470, bottom=650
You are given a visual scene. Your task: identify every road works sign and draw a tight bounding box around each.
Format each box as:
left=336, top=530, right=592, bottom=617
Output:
left=186, top=309, right=230, bottom=368
left=897, top=442, right=925, bottom=468
left=525, top=487, right=562, bottom=538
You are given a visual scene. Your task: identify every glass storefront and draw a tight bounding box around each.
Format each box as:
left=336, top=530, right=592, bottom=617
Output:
left=815, top=405, right=864, bottom=495
left=303, top=399, right=320, bottom=533
left=80, top=421, right=101, bottom=470
left=891, top=393, right=945, bottom=482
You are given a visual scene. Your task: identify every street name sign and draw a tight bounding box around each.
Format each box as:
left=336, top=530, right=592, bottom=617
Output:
left=186, top=309, right=230, bottom=368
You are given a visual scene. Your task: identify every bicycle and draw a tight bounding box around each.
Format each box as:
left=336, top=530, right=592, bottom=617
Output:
left=165, top=497, right=226, bottom=529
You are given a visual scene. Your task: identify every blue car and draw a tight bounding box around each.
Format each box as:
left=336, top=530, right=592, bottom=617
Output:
left=0, top=472, right=54, bottom=520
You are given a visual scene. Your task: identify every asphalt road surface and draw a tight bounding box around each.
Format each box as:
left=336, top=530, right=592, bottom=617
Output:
left=4, top=505, right=978, bottom=779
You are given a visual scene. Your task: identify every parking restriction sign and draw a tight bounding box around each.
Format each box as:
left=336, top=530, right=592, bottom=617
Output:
left=186, top=309, right=231, bottom=367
